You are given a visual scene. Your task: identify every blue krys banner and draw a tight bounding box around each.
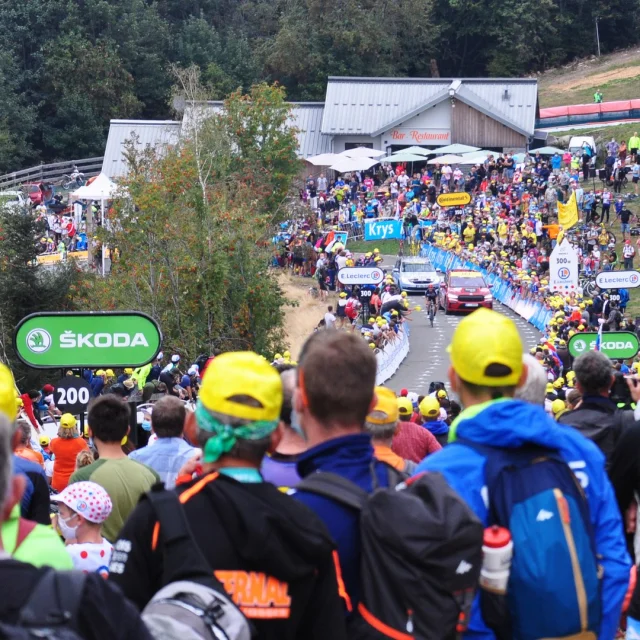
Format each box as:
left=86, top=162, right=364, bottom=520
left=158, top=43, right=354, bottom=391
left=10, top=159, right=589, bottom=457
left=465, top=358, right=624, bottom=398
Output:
left=364, top=219, right=403, bottom=241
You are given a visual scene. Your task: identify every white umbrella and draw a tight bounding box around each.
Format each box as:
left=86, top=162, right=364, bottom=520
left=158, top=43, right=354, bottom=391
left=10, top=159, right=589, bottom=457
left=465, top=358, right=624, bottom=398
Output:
left=397, top=146, right=432, bottom=156
left=431, top=143, right=480, bottom=155
left=459, top=153, right=489, bottom=164
left=427, top=154, right=465, bottom=165
left=380, top=153, right=426, bottom=163
left=339, top=147, right=386, bottom=158
left=307, top=153, right=342, bottom=166
left=330, top=157, right=380, bottom=173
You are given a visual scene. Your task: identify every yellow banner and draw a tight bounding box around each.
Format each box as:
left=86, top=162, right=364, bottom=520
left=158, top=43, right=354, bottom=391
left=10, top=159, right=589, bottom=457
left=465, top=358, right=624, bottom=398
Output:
left=557, top=191, right=579, bottom=231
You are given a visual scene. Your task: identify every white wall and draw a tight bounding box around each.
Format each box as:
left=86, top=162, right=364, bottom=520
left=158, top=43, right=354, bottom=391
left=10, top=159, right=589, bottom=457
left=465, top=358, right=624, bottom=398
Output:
left=380, top=100, right=452, bottom=149
left=331, top=135, right=383, bottom=153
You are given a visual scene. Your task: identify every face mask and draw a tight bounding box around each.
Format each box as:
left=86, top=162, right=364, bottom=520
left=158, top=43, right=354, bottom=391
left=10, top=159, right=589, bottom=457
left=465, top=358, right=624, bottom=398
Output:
left=289, top=408, right=307, bottom=441
left=141, top=421, right=152, bottom=432
left=58, top=514, right=78, bottom=541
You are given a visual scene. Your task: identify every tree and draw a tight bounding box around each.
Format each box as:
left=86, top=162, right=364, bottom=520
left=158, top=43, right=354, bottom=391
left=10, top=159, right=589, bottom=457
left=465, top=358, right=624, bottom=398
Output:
left=0, top=207, right=84, bottom=388
left=84, top=77, right=299, bottom=360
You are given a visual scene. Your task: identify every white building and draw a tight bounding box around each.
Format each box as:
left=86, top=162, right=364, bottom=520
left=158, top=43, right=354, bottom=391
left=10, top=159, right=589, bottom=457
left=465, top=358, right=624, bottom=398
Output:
left=102, top=77, right=539, bottom=178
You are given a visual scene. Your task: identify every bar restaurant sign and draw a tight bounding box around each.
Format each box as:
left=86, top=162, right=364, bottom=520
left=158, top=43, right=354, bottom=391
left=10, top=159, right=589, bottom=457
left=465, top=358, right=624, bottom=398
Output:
left=388, top=129, right=451, bottom=144
left=14, top=312, right=162, bottom=368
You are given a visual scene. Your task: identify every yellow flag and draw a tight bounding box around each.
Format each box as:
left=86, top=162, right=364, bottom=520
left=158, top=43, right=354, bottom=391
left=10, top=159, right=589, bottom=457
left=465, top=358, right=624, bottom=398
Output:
left=557, top=191, right=579, bottom=231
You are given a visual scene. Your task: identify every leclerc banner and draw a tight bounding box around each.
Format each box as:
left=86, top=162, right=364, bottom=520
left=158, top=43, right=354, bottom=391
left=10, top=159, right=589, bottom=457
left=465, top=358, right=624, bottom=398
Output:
left=14, top=312, right=162, bottom=369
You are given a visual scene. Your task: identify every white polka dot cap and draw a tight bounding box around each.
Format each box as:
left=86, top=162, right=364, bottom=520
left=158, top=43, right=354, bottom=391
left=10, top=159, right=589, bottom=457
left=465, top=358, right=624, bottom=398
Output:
left=51, top=481, right=112, bottom=524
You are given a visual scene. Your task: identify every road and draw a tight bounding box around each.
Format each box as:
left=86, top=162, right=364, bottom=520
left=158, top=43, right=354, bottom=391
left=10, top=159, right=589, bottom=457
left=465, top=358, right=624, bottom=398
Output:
left=378, top=255, right=541, bottom=394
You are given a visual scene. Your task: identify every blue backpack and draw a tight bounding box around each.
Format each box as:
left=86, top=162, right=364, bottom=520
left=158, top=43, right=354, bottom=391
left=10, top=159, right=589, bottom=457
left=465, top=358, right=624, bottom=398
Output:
left=459, top=440, right=601, bottom=640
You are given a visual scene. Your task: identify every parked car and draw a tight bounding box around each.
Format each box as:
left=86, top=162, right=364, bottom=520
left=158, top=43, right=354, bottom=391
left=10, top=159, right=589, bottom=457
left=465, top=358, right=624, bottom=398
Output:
left=439, top=268, right=492, bottom=314
left=25, top=182, right=54, bottom=206
left=0, top=190, right=29, bottom=211
left=392, top=256, right=440, bottom=293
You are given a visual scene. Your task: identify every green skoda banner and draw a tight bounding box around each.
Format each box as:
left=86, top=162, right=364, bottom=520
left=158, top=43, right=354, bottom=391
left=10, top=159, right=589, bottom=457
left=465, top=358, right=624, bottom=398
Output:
left=14, top=312, right=162, bottom=369
left=568, top=331, right=640, bottom=360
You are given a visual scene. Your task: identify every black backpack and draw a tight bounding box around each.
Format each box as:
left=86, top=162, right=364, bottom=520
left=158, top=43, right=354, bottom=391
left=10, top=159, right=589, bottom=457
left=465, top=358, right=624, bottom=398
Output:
left=141, top=487, right=254, bottom=640
left=297, top=466, right=483, bottom=640
left=0, top=570, right=86, bottom=639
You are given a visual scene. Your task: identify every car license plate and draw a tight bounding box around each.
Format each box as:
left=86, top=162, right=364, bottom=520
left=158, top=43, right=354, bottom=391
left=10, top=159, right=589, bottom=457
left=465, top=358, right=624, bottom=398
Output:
left=465, top=303, right=479, bottom=308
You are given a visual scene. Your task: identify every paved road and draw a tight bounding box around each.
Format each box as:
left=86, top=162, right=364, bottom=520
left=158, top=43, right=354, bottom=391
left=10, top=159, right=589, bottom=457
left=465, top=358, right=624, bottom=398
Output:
left=386, top=302, right=541, bottom=394
left=378, top=254, right=540, bottom=394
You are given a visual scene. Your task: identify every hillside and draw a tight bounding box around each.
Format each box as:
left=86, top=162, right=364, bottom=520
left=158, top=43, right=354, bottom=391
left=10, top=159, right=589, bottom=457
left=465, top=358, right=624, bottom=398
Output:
left=539, top=48, right=640, bottom=107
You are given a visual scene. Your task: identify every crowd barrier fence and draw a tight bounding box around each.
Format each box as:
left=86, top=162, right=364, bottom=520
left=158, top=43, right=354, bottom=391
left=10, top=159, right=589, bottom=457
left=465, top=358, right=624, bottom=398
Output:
left=376, top=324, right=410, bottom=385
left=422, top=245, right=551, bottom=333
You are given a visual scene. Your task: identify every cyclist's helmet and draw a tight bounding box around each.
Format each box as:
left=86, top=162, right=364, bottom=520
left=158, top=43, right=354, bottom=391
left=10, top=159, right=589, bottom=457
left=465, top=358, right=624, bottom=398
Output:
left=428, top=284, right=434, bottom=289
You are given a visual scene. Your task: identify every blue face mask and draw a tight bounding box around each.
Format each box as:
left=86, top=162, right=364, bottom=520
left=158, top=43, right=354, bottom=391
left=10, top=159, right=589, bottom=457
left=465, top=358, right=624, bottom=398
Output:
left=289, top=408, right=307, bottom=441
left=141, top=421, right=152, bottom=432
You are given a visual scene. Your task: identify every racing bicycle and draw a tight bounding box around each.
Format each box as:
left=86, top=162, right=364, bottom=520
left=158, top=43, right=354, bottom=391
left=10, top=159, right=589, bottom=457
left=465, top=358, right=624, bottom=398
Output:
left=426, top=299, right=436, bottom=327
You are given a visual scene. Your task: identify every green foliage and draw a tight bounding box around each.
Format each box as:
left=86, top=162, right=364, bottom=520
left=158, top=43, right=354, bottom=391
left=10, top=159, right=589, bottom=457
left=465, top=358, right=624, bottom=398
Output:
left=82, top=80, right=298, bottom=359
left=0, top=208, right=83, bottom=387
left=0, top=0, right=638, bottom=168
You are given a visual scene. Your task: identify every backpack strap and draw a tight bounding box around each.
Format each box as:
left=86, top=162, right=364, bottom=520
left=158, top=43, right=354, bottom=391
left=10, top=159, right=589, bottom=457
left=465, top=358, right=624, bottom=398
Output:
left=146, top=487, right=217, bottom=587
left=296, top=472, right=368, bottom=511
left=18, top=569, right=87, bottom=628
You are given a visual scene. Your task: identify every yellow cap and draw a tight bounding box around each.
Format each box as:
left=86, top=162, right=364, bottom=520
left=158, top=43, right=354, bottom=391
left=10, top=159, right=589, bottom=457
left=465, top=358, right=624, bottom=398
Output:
left=401, top=292, right=407, bottom=298
left=396, top=397, right=413, bottom=416
left=96, top=369, right=106, bottom=376
left=105, top=369, right=115, bottom=378
left=60, top=413, right=77, bottom=429
left=369, top=343, right=376, bottom=349
left=368, top=387, right=399, bottom=424
left=340, top=292, right=347, bottom=298
left=546, top=383, right=554, bottom=393
left=553, top=378, right=564, bottom=388
left=39, top=435, right=50, bottom=446
left=199, top=352, right=282, bottom=423
left=0, top=364, right=17, bottom=421
left=419, top=396, right=440, bottom=418
left=413, top=305, right=422, bottom=312
left=437, top=389, right=447, bottom=399
left=124, top=368, right=133, bottom=374
left=283, top=351, right=291, bottom=358
left=551, top=399, right=566, bottom=415
left=448, top=308, right=523, bottom=387
left=273, top=353, right=282, bottom=361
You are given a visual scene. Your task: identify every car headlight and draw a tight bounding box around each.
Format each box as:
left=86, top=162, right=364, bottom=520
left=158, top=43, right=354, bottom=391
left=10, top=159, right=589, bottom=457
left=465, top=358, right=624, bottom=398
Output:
left=448, top=294, right=459, bottom=300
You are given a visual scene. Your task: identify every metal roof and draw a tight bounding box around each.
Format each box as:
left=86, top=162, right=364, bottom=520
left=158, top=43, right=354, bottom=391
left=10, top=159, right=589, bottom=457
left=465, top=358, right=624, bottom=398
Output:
left=181, top=101, right=331, bottom=159
left=102, top=120, right=181, bottom=178
left=322, top=77, right=538, bottom=137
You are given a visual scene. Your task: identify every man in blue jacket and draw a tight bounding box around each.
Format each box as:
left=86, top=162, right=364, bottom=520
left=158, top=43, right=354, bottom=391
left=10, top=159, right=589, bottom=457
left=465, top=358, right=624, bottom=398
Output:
left=292, top=330, right=388, bottom=617
left=416, top=308, right=631, bottom=640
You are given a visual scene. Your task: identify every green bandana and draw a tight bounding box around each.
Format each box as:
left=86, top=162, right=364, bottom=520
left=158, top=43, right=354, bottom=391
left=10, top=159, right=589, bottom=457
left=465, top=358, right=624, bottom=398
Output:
left=196, top=401, right=278, bottom=463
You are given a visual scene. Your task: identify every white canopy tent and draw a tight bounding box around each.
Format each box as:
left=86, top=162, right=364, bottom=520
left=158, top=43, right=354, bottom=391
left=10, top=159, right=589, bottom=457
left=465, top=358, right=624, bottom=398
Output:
left=338, top=147, right=386, bottom=158
left=330, top=157, right=380, bottom=173
left=307, top=153, right=342, bottom=166
left=426, top=154, right=465, bottom=165
left=72, top=173, right=123, bottom=276
left=431, top=143, right=480, bottom=155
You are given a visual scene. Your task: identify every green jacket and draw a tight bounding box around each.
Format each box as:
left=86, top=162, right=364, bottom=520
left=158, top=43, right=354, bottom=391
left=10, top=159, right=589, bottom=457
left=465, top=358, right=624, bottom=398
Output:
left=629, top=136, right=640, bottom=150
left=1, top=505, right=73, bottom=569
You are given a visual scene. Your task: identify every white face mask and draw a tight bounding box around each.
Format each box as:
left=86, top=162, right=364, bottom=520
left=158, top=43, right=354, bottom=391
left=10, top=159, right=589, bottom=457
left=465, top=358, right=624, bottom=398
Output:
left=58, top=513, right=78, bottom=541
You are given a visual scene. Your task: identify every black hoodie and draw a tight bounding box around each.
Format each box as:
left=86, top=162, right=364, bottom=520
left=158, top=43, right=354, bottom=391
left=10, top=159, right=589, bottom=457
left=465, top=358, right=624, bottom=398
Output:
left=110, top=472, right=347, bottom=640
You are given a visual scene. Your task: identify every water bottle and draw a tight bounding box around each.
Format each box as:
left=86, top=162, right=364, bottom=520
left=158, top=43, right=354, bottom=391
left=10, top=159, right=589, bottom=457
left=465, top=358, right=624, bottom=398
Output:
left=479, top=526, right=513, bottom=640
left=480, top=525, right=513, bottom=593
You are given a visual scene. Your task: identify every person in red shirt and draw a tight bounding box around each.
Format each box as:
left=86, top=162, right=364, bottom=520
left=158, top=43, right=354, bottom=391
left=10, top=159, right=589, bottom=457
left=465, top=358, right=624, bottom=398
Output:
left=392, top=397, right=441, bottom=463
left=20, top=390, right=42, bottom=432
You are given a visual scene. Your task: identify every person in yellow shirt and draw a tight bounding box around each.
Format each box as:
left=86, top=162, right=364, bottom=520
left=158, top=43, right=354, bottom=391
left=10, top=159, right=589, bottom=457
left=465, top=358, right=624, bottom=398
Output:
left=497, top=221, right=508, bottom=241
left=463, top=223, right=475, bottom=245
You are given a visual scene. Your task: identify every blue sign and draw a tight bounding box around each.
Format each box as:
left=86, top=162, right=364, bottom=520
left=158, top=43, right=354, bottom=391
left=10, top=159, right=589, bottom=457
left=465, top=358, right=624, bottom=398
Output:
left=364, top=219, right=402, bottom=241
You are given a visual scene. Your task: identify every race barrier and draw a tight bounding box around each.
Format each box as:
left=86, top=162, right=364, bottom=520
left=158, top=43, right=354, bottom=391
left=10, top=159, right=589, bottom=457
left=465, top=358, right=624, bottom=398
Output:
left=422, top=245, right=553, bottom=333
left=376, top=324, right=410, bottom=385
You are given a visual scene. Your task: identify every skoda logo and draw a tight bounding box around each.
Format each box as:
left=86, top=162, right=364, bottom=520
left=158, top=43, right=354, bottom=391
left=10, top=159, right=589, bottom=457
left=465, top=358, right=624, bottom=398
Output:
left=572, top=339, right=586, bottom=353
left=26, top=328, right=52, bottom=354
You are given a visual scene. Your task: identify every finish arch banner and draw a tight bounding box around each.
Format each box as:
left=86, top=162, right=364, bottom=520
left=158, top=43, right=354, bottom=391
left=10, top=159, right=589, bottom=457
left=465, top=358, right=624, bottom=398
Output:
left=14, top=312, right=162, bottom=369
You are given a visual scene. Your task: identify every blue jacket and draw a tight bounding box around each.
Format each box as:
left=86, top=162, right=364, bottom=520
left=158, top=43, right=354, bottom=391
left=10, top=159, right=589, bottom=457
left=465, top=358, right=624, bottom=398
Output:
left=416, top=399, right=630, bottom=640
left=293, top=433, right=392, bottom=613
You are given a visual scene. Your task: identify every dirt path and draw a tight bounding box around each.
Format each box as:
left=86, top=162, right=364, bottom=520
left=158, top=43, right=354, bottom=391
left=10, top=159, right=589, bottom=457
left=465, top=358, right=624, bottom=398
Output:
left=280, top=274, right=334, bottom=359
left=546, top=65, right=640, bottom=91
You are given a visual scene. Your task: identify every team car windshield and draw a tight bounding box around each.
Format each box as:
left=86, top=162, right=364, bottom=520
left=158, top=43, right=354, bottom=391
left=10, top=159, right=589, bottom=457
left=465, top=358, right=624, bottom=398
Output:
left=449, top=275, right=486, bottom=288
left=402, top=261, right=434, bottom=273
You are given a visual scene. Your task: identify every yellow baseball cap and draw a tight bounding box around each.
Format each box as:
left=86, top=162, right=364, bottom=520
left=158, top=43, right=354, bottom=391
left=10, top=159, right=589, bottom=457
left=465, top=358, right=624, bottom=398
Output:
left=436, top=389, right=447, bottom=399
left=124, top=368, right=133, bottom=374
left=60, top=413, right=77, bottom=429
left=419, top=396, right=440, bottom=418
left=39, top=435, right=50, bottom=446
left=367, top=387, right=399, bottom=424
left=105, top=369, right=115, bottom=378
left=546, top=383, right=554, bottom=393
left=551, top=399, right=566, bottom=416
left=0, top=364, right=17, bottom=422
left=199, top=352, right=282, bottom=423
left=96, top=369, right=106, bottom=376
left=396, top=397, right=413, bottom=416
left=448, top=308, right=523, bottom=387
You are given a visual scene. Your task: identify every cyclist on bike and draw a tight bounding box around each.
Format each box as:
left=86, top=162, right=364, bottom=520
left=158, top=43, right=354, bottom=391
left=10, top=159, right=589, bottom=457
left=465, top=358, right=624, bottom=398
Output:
left=425, top=284, right=438, bottom=324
